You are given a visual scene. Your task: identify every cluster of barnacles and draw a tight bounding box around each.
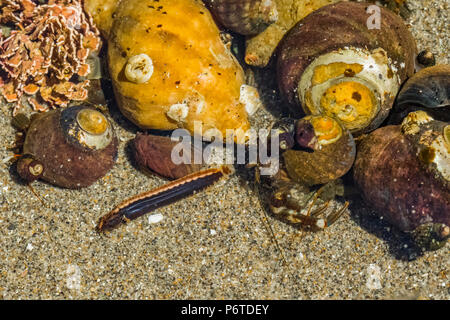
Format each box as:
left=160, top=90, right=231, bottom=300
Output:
left=0, top=0, right=100, bottom=114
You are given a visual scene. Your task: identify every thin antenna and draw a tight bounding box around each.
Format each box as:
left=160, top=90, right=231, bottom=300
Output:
left=254, top=174, right=288, bottom=266
left=27, top=184, right=45, bottom=206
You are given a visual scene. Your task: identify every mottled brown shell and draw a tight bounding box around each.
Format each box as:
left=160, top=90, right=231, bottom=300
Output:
left=133, top=133, right=202, bottom=180
left=277, top=2, right=417, bottom=135
left=204, top=0, right=278, bottom=35
left=353, top=117, right=450, bottom=232
left=22, top=106, right=118, bottom=189
left=283, top=115, right=356, bottom=187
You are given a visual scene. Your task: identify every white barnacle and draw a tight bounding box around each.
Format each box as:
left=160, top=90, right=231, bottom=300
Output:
left=167, top=103, right=189, bottom=122
left=125, top=54, right=154, bottom=84
left=240, top=85, right=262, bottom=116
left=401, top=110, right=434, bottom=135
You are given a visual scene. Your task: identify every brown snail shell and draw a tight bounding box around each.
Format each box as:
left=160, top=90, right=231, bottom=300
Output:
left=416, top=49, right=436, bottom=69
left=18, top=106, right=118, bottom=189
left=392, top=65, right=450, bottom=123
left=282, top=115, right=356, bottom=187
left=277, top=2, right=417, bottom=136
left=133, top=133, right=202, bottom=180
left=203, top=0, right=278, bottom=36
left=353, top=111, right=450, bottom=250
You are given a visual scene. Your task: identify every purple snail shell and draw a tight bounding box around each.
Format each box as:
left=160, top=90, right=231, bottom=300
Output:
left=133, top=133, right=202, bottom=180
left=203, top=0, right=278, bottom=36
left=17, top=106, right=118, bottom=188
left=282, top=115, right=356, bottom=187
left=391, top=64, right=450, bottom=123
left=353, top=111, right=450, bottom=250
left=277, top=2, right=417, bottom=136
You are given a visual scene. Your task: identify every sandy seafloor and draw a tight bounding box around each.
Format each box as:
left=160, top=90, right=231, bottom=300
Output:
left=0, top=0, right=448, bottom=300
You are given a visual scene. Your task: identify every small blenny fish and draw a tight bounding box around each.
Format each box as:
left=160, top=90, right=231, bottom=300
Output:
left=97, top=166, right=232, bottom=232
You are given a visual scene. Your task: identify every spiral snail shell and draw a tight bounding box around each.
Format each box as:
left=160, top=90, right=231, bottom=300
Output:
left=392, top=64, right=450, bottom=123
left=203, top=0, right=278, bottom=36
left=282, top=115, right=356, bottom=187
left=277, top=2, right=417, bottom=135
left=17, top=106, right=118, bottom=189
left=353, top=111, right=449, bottom=250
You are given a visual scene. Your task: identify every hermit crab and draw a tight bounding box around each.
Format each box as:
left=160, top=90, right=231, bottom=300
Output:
left=14, top=105, right=118, bottom=189
left=255, top=115, right=354, bottom=231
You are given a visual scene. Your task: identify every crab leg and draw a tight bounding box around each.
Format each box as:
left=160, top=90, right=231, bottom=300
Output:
left=325, top=201, right=349, bottom=227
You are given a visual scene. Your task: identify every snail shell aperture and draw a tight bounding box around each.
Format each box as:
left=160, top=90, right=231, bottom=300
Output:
left=19, top=106, right=118, bottom=189
left=277, top=2, right=417, bottom=136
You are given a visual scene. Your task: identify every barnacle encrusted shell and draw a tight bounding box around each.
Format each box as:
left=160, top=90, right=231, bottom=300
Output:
left=277, top=2, right=417, bottom=135
left=21, top=106, right=118, bottom=188
left=133, top=133, right=202, bottom=180
left=392, top=65, right=450, bottom=122
left=282, top=115, right=356, bottom=186
left=353, top=111, right=450, bottom=233
left=203, top=0, right=278, bottom=36
left=104, top=0, right=250, bottom=141
left=244, top=0, right=340, bottom=67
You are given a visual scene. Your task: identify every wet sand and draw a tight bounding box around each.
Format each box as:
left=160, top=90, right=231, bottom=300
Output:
left=0, top=0, right=448, bottom=299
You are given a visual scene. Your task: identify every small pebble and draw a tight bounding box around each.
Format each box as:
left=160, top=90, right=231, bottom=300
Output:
left=148, top=213, right=164, bottom=224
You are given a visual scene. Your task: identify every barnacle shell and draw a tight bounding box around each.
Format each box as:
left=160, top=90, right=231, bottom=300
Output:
left=203, top=0, right=278, bottom=36
left=277, top=2, right=417, bottom=135
left=20, top=106, right=118, bottom=188
left=133, top=133, right=202, bottom=180
left=102, top=0, right=250, bottom=141
left=245, top=0, right=340, bottom=67
left=392, top=65, right=450, bottom=122
left=353, top=111, right=450, bottom=235
left=282, top=115, right=356, bottom=186
left=125, top=54, right=154, bottom=84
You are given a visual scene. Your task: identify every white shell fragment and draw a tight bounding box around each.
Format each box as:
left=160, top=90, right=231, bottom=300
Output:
left=240, top=85, right=262, bottom=116
left=125, top=54, right=154, bottom=84
left=148, top=213, right=164, bottom=224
